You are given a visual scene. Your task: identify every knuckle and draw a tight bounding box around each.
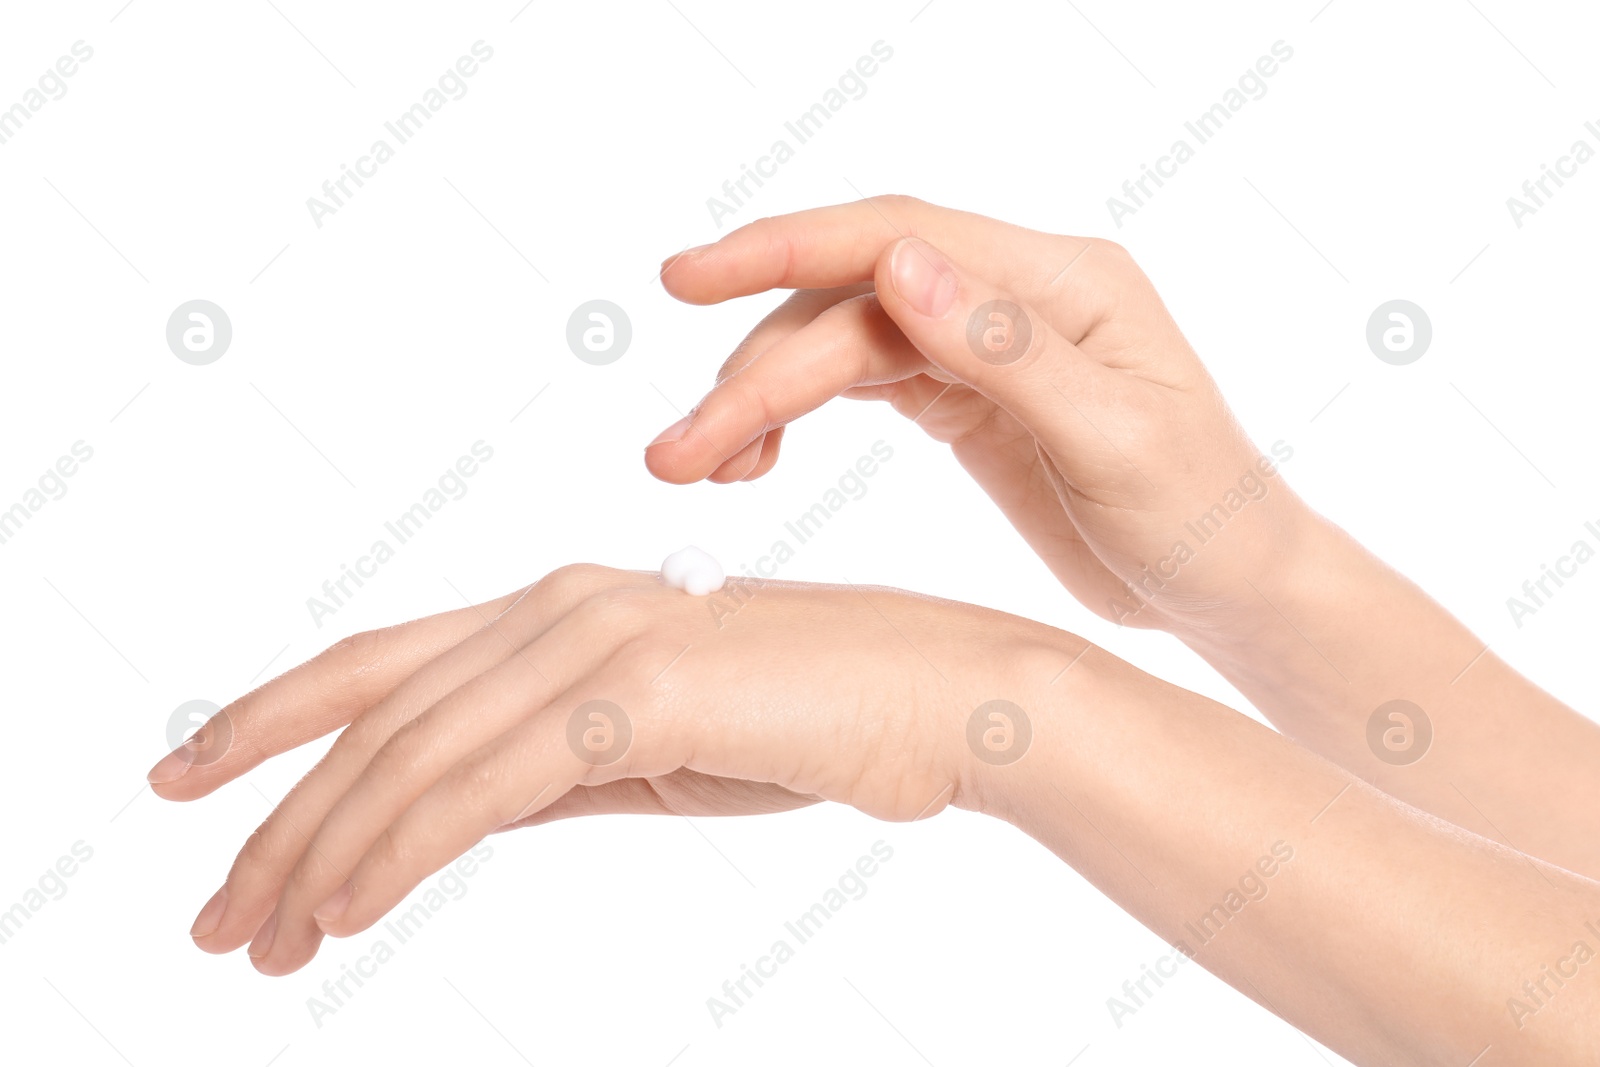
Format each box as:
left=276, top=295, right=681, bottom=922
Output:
left=878, top=192, right=925, bottom=212
left=366, top=823, right=410, bottom=872
left=366, top=718, right=423, bottom=777
left=233, top=819, right=281, bottom=876
left=715, top=333, right=766, bottom=382
left=719, top=376, right=773, bottom=431
left=742, top=213, right=788, bottom=252
left=453, top=753, right=515, bottom=823
left=582, top=583, right=656, bottom=627
left=1088, top=236, right=1130, bottom=260
left=536, top=562, right=615, bottom=602
left=1088, top=238, right=1150, bottom=285
left=617, top=632, right=675, bottom=675
left=329, top=710, right=385, bottom=760
left=284, top=849, right=331, bottom=898
left=322, top=627, right=398, bottom=682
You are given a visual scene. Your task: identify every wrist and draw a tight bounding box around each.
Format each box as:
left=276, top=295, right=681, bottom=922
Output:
left=1172, top=505, right=1452, bottom=747
left=1168, top=503, right=1349, bottom=668
left=950, top=620, right=1102, bottom=826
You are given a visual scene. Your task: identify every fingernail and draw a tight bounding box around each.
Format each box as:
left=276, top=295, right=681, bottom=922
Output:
left=313, top=882, right=353, bottom=928
left=146, top=748, right=191, bottom=785
left=891, top=238, right=958, bottom=318
left=661, top=244, right=712, bottom=272
left=247, top=913, right=277, bottom=959
left=649, top=416, right=692, bottom=447
left=190, top=886, right=227, bottom=939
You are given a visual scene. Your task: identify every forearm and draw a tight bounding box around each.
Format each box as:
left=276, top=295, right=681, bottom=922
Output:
left=1180, top=510, right=1600, bottom=880
left=973, top=643, right=1600, bottom=1065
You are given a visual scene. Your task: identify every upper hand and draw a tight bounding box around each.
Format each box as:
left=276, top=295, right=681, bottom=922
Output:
left=649, top=196, right=1311, bottom=635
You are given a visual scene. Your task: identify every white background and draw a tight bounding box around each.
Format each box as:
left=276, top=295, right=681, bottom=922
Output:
left=2, top=1, right=1597, bottom=1064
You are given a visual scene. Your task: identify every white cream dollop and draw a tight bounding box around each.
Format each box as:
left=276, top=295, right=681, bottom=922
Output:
left=660, top=545, right=725, bottom=596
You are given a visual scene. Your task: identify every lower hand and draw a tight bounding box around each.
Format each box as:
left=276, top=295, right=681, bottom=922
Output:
left=147, top=564, right=1072, bottom=976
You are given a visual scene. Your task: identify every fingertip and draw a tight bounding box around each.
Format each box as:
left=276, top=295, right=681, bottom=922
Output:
left=649, top=416, right=692, bottom=449
left=148, top=776, right=197, bottom=803
left=645, top=412, right=752, bottom=484
left=196, top=894, right=280, bottom=956
left=312, top=897, right=373, bottom=941
left=146, top=748, right=190, bottom=786
left=658, top=243, right=719, bottom=303
left=312, top=881, right=353, bottom=928
left=883, top=236, right=959, bottom=319
left=246, top=913, right=277, bottom=963
left=642, top=443, right=705, bottom=485
left=251, top=955, right=304, bottom=977
left=147, top=762, right=232, bottom=803
left=190, top=886, right=228, bottom=941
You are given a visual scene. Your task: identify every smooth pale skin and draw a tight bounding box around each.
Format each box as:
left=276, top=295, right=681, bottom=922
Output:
left=148, top=198, right=1600, bottom=1065
left=649, top=196, right=1600, bottom=881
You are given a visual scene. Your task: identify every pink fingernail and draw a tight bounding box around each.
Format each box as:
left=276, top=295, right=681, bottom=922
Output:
left=146, top=748, right=191, bottom=785
left=891, top=238, right=958, bottom=318
left=190, top=886, right=228, bottom=939
left=649, top=416, right=692, bottom=447
left=313, top=882, right=353, bottom=928
left=247, top=913, right=277, bottom=959
left=661, top=244, right=712, bottom=273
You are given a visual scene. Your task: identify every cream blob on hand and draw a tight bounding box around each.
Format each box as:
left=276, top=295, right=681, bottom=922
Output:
left=660, top=546, right=725, bottom=596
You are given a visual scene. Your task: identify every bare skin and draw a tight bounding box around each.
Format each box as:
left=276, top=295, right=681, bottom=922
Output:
left=147, top=197, right=1600, bottom=1064
left=150, top=568, right=1599, bottom=1064
left=648, top=195, right=1600, bottom=882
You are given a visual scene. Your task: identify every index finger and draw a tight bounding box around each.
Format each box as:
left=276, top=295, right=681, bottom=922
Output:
left=660, top=195, right=1103, bottom=329
left=146, top=585, right=530, bottom=800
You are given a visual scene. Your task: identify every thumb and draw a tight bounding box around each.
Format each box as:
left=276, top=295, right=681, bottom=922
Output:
left=874, top=235, right=1128, bottom=465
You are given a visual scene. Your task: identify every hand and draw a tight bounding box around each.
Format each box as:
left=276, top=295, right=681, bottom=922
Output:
left=147, top=564, right=1073, bottom=976
left=142, top=565, right=1600, bottom=1061
left=646, top=199, right=1600, bottom=889
left=649, top=196, right=1312, bottom=637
